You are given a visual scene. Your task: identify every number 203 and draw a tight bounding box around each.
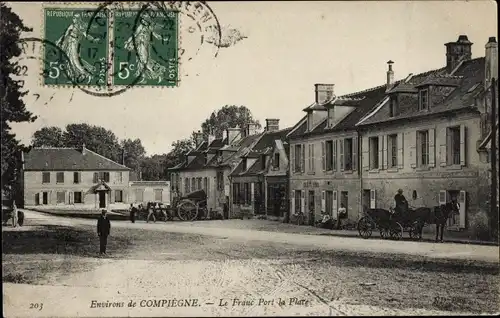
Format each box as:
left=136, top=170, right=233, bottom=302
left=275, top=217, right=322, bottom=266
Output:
left=30, top=303, right=43, bottom=311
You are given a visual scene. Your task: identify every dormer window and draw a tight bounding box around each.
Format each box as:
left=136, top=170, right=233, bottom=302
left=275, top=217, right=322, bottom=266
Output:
left=419, top=89, right=429, bottom=110
left=242, top=158, right=247, bottom=171
left=260, top=155, right=266, bottom=170
left=389, top=96, right=398, bottom=117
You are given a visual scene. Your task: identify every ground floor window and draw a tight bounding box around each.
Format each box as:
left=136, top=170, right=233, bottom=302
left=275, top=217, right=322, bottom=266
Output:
left=135, top=189, right=144, bottom=202
left=115, top=190, right=123, bottom=203
left=233, top=183, right=241, bottom=204
left=267, top=183, right=287, bottom=217
left=154, top=189, right=162, bottom=201
left=56, top=191, right=65, bottom=204
left=74, top=191, right=83, bottom=204
left=43, top=192, right=48, bottom=205
left=243, top=183, right=251, bottom=205
left=326, top=191, right=333, bottom=215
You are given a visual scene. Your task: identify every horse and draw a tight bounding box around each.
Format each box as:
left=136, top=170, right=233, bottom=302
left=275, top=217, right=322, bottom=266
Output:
left=413, top=201, right=461, bottom=242
left=363, top=208, right=394, bottom=235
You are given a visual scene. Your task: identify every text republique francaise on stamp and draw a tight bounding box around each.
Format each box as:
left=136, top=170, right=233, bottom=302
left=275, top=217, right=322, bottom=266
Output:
left=43, top=5, right=179, bottom=88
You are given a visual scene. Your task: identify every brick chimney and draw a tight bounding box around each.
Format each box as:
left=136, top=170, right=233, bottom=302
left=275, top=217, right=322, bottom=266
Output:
left=226, top=127, right=241, bottom=145
left=121, top=148, right=125, bottom=165
left=265, top=119, right=280, bottom=132
left=445, top=35, right=473, bottom=74
left=315, top=84, right=335, bottom=105
left=193, top=130, right=204, bottom=148
left=82, top=143, right=86, bottom=155
left=246, top=123, right=258, bottom=136
left=485, top=36, right=498, bottom=88
left=386, top=60, right=394, bottom=92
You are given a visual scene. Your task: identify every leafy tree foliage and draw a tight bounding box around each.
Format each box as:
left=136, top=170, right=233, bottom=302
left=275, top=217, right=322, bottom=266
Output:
left=1, top=3, right=35, bottom=202
left=200, top=105, right=260, bottom=139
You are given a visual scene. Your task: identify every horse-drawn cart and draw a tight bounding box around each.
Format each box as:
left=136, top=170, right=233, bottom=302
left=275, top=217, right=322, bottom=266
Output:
left=357, top=207, right=423, bottom=240
left=170, top=189, right=209, bottom=221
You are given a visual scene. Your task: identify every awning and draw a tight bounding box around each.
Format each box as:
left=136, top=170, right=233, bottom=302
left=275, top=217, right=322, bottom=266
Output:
left=91, top=181, right=111, bottom=192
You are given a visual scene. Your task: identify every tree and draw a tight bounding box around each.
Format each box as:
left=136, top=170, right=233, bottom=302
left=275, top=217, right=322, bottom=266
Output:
left=141, top=154, right=168, bottom=181
left=1, top=3, right=36, bottom=202
left=32, top=127, right=65, bottom=147
left=121, top=138, right=146, bottom=172
left=164, top=138, right=194, bottom=171
left=62, top=123, right=121, bottom=162
left=200, top=105, right=261, bottom=139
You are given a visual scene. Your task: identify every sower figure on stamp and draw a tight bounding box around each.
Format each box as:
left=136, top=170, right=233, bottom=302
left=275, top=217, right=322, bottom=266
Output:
left=97, top=209, right=111, bottom=256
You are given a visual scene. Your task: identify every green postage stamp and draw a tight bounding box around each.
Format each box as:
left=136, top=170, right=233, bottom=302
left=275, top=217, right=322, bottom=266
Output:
left=42, top=6, right=179, bottom=88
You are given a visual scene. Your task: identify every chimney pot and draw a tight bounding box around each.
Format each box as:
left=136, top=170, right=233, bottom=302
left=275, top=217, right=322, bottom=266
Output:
left=82, top=143, right=86, bottom=155
left=485, top=36, right=498, bottom=87
left=265, top=119, right=280, bottom=132
left=386, top=60, right=395, bottom=91
left=488, top=36, right=497, bottom=44
left=445, top=35, right=473, bottom=74
left=314, top=83, right=335, bottom=105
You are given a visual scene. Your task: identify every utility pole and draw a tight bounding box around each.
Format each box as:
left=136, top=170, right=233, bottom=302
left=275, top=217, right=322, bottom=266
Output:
left=491, top=77, right=497, bottom=239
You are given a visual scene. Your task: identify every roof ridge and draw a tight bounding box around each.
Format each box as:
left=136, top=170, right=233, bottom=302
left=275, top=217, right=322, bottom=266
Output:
left=85, top=148, right=130, bottom=170
left=30, top=147, right=78, bottom=150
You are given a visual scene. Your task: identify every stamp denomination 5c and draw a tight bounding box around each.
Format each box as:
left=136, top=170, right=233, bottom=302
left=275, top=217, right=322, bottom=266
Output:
left=113, top=9, right=178, bottom=87
left=43, top=8, right=109, bottom=86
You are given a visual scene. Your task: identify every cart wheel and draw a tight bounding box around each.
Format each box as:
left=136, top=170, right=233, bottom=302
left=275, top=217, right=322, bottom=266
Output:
left=380, top=227, right=390, bottom=239
left=358, top=217, right=373, bottom=239
left=409, top=221, right=423, bottom=240
left=389, top=222, right=403, bottom=240
left=177, top=201, right=198, bottom=221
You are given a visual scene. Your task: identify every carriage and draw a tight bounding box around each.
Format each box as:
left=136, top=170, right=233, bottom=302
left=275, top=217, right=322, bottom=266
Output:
left=357, top=207, right=423, bottom=240
left=169, top=189, right=210, bottom=221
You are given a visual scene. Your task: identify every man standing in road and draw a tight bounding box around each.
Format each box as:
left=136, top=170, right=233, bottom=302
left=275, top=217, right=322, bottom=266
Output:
left=11, top=201, right=18, bottom=228
left=97, top=209, right=111, bottom=256
left=129, top=203, right=136, bottom=223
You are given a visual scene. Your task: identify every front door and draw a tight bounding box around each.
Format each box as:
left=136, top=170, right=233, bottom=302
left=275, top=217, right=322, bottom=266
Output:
left=98, top=191, right=106, bottom=208
left=308, top=191, right=315, bottom=225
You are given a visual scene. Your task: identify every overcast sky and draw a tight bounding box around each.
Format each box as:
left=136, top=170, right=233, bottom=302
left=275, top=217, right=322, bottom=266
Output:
left=8, top=1, right=498, bottom=155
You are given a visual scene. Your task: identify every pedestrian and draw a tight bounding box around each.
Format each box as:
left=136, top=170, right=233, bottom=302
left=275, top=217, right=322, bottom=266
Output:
left=129, top=203, right=136, bottom=223
left=337, top=203, right=347, bottom=229
left=158, top=203, right=168, bottom=222
left=147, top=202, right=156, bottom=223
left=11, top=201, right=18, bottom=228
left=97, top=209, right=111, bottom=256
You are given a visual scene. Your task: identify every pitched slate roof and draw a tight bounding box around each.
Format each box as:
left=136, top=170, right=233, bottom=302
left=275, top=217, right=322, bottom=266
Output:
left=231, top=128, right=292, bottom=177
left=23, top=147, right=130, bottom=171
left=359, top=58, right=484, bottom=126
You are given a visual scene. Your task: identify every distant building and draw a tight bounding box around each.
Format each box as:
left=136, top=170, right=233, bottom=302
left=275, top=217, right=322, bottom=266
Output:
left=22, top=144, right=170, bottom=210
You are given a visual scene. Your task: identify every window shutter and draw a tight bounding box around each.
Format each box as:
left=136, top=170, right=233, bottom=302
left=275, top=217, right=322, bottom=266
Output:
left=332, top=191, right=338, bottom=216
left=397, top=133, right=404, bottom=169
left=311, top=144, right=315, bottom=172
left=339, top=139, right=344, bottom=171
left=409, top=131, right=417, bottom=168
left=301, top=191, right=305, bottom=213
left=321, top=191, right=326, bottom=212
left=378, top=136, right=384, bottom=170
left=321, top=141, right=326, bottom=171
left=352, top=137, right=358, bottom=171
left=207, top=178, right=210, bottom=197
left=459, top=190, right=466, bottom=229
left=110, top=190, right=115, bottom=203
left=301, top=144, right=305, bottom=173
left=333, top=140, right=337, bottom=171
left=362, top=136, right=369, bottom=171
left=460, top=125, right=466, bottom=166
left=440, top=128, right=448, bottom=167
left=81, top=191, right=85, bottom=203
left=290, top=145, right=295, bottom=173
left=382, top=135, right=388, bottom=170
left=93, top=172, right=98, bottom=183
left=291, top=190, right=295, bottom=214
left=428, top=128, right=436, bottom=167
left=439, top=190, right=447, bottom=205
left=370, top=189, right=376, bottom=209
left=69, top=192, right=73, bottom=205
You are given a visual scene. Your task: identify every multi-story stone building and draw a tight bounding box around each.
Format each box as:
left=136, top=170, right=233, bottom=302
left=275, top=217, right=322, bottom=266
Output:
left=229, top=119, right=291, bottom=219
left=22, top=145, right=131, bottom=210
left=169, top=125, right=262, bottom=218
left=357, top=35, right=497, bottom=231
left=288, top=34, right=498, bottom=235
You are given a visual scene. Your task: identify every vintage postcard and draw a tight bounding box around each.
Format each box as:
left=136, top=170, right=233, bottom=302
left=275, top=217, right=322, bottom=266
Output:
left=1, top=1, right=499, bottom=317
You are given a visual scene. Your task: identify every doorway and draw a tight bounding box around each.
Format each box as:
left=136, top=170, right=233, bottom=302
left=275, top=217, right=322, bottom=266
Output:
left=98, top=191, right=106, bottom=208
left=308, top=190, right=315, bottom=225
left=42, top=192, right=48, bottom=205
left=362, top=189, right=371, bottom=212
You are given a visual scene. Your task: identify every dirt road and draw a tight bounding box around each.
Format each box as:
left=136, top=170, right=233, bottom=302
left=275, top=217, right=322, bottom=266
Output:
left=3, top=210, right=499, bottom=317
